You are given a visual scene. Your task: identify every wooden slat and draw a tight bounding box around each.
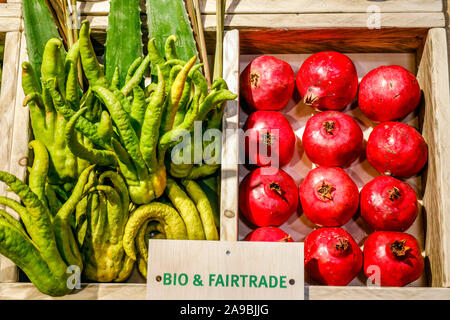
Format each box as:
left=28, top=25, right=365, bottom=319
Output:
left=220, top=30, right=239, bottom=241
left=7, top=31, right=30, bottom=213
left=0, top=30, right=24, bottom=283
left=201, top=0, right=444, bottom=14
left=0, top=17, right=22, bottom=33
left=220, top=28, right=429, bottom=55
left=0, top=3, right=22, bottom=18
left=83, top=12, right=446, bottom=31
left=1, top=283, right=450, bottom=300
left=309, top=286, right=450, bottom=300
left=417, top=28, right=450, bottom=288
left=202, top=13, right=446, bottom=30
left=77, top=0, right=110, bottom=16
left=77, top=0, right=443, bottom=15
left=0, top=283, right=147, bottom=300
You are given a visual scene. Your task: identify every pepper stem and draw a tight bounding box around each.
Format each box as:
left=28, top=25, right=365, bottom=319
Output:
left=390, top=239, right=411, bottom=257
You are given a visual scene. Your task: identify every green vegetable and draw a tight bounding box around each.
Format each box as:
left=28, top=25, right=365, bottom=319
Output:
left=146, top=0, right=199, bottom=67
left=76, top=171, right=132, bottom=282
left=70, top=23, right=226, bottom=205
left=168, top=76, right=235, bottom=179
left=166, top=178, right=205, bottom=240
left=105, top=0, right=143, bottom=88
left=181, top=179, right=218, bottom=240
left=22, top=0, right=64, bottom=80
left=0, top=140, right=94, bottom=296
left=123, top=202, right=188, bottom=261
left=22, top=38, right=100, bottom=185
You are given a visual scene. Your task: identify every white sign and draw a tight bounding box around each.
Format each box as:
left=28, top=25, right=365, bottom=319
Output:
left=146, top=240, right=304, bottom=300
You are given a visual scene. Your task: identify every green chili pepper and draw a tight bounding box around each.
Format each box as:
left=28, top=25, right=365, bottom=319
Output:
left=53, top=164, right=95, bottom=268
left=123, top=202, right=188, bottom=260
left=121, top=54, right=151, bottom=97
left=130, top=85, right=147, bottom=135
left=181, top=179, right=219, bottom=240
left=22, top=38, right=102, bottom=186
left=138, top=256, right=148, bottom=279
left=77, top=170, right=130, bottom=282
left=114, top=255, right=135, bottom=282
left=65, top=107, right=117, bottom=167
left=164, top=35, right=178, bottom=60
left=165, top=178, right=205, bottom=240
left=79, top=20, right=110, bottom=88
left=28, top=140, right=50, bottom=209
left=140, top=66, right=166, bottom=172
left=159, top=56, right=197, bottom=135
left=148, top=38, right=171, bottom=79
left=0, top=148, right=99, bottom=296
left=97, top=111, right=114, bottom=144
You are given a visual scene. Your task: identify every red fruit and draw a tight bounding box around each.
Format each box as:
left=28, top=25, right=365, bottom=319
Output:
left=244, top=227, right=294, bottom=242
left=363, top=231, right=424, bottom=287
left=240, top=55, right=295, bottom=111
left=302, top=111, right=363, bottom=167
left=244, top=111, right=296, bottom=167
left=239, top=167, right=299, bottom=227
left=296, top=51, right=358, bottom=111
left=304, top=227, right=363, bottom=286
left=358, top=65, right=421, bottom=122
left=361, top=176, right=418, bottom=232
left=299, top=166, right=359, bottom=227
left=366, top=122, right=428, bottom=178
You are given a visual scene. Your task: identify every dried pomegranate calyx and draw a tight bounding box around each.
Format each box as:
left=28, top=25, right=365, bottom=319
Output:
left=317, top=181, right=334, bottom=201
left=323, top=120, right=336, bottom=135
left=261, top=131, right=275, bottom=146
left=250, top=72, right=260, bottom=88
left=390, top=239, right=411, bottom=257
left=304, top=92, right=319, bottom=106
left=269, top=182, right=283, bottom=195
left=388, top=186, right=401, bottom=201
left=335, top=237, right=350, bottom=252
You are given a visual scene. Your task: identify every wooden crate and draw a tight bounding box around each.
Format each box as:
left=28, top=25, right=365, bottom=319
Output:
left=1, top=0, right=450, bottom=300
left=77, top=0, right=446, bottom=31
left=220, top=26, right=450, bottom=299
left=0, top=1, right=28, bottom=284
left=0, top=0, right=240, bottom=299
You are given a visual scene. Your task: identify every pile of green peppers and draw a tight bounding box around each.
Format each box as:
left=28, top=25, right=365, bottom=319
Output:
left=0, top=140, right=93, bottom=296
left=0, top=20, right=236, bottom=296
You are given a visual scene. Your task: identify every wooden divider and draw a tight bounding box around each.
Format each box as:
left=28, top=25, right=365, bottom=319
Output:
left=0, top=2, right=27, bottom=283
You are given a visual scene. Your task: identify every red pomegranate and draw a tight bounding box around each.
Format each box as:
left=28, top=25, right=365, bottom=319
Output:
left=302, top=111, right=363, bottom=167
left=363, top=231, right=424, bottom=287
left=296, top=51, right=358, bottom=111
left=358, top=65, right=421, bottom=122
left=304, top=227, right=363, bottom=286
left=240, top=55, right=295, bottom=111
left=244, top=111, right=296, bottom=167
left=360, top=176, right=418, bottom=232
left=366, top=122, right=428, bottom=178
left=239, top=167, right=299, bottom=227
left=299, top=166, right=359, bottom=227
left=244, top=227, right=294, bottom=242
